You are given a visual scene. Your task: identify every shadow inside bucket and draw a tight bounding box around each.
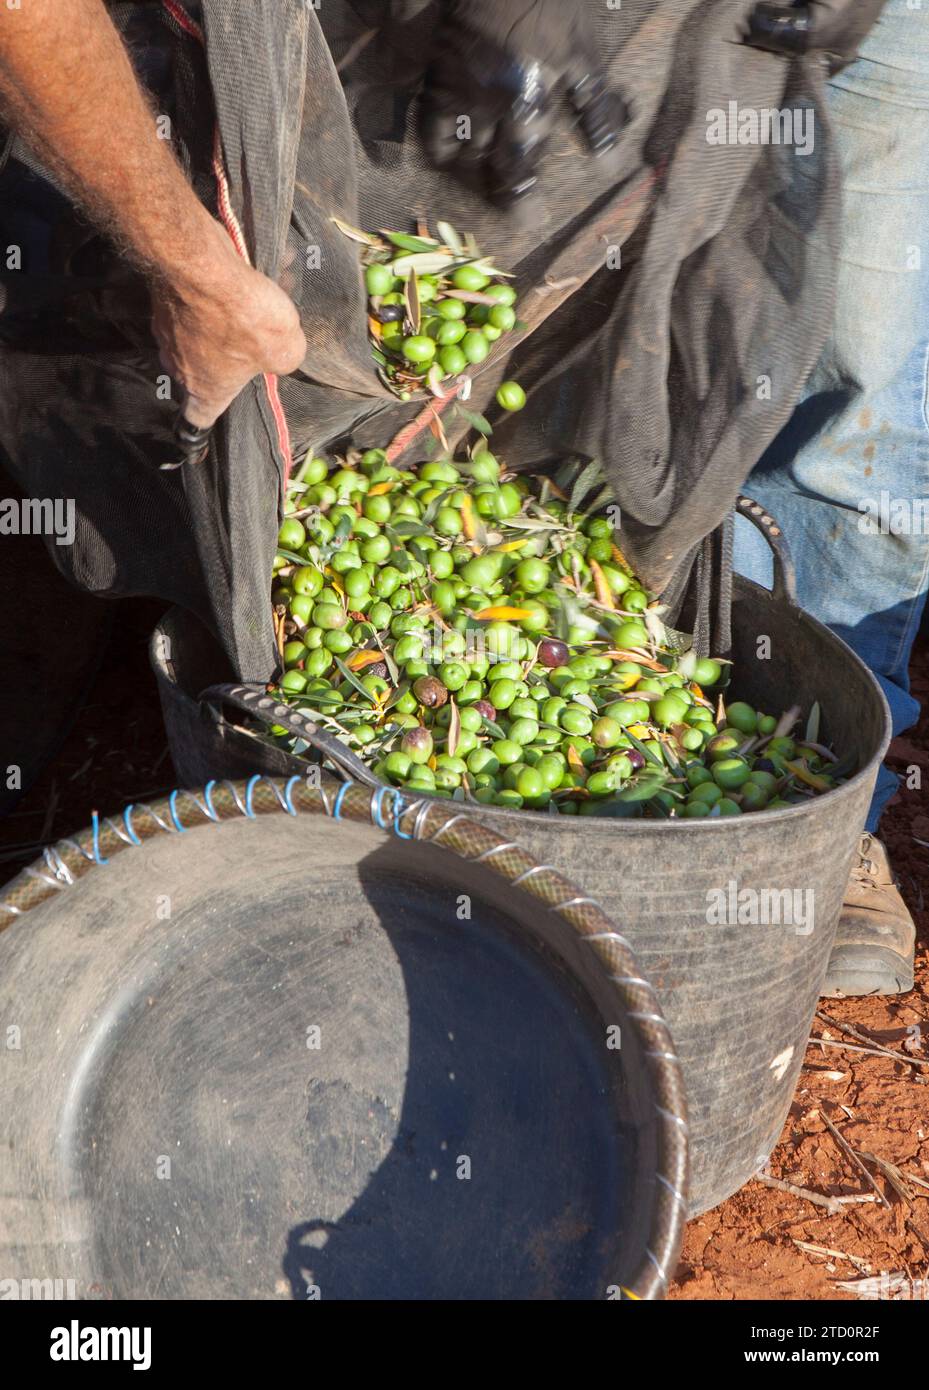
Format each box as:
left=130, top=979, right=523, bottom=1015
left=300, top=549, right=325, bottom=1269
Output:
left=279, top=841, right=629, bottom=1300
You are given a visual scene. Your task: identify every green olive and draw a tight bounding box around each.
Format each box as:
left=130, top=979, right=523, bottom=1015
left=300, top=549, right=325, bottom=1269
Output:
left=514, top=557, right=550, bottom=593
left=278, top=518, right=306, bottom=551
left=712, top=758, right=752, bottom=790
left=725, top=701, right=758, bottom=735
left=452, top=264, right=491, bottom=292
left=486, top=282, right=517, bottom=306
left=489, top=304, right=516, bottom=331
left=495, top=381, right=526, bottom=411
left=401, top=335, right=436, bottom=364
left=365, top=262, right=395, bottom=297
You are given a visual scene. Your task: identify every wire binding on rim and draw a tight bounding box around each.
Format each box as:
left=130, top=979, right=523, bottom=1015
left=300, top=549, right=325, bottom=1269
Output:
left=168, top=789, right=188, bottom=831
left=23, top=868, right=65, bottom=892
left=43, top=846, right=74, bottom=885
left=510, top=864, right=556, bottom=885
left=473, top=841, right=519, bottom=862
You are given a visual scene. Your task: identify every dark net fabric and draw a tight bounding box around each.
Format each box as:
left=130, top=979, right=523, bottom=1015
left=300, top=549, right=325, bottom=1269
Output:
left=0, top=0, right=840, bottom=686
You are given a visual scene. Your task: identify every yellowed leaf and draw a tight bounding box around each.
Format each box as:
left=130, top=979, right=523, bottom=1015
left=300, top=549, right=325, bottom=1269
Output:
left=589, top=559, right=615, bottom=610
left=347, top=650, right=386, bottom=671
left=460, top=493, right=477, bottom=541
left=447, top=697, right=461, bottom=758
left=603, top=650, right=666, bottom=672
left=785, top=759, right=831, bottom=792
left=566, top=744, right=587, bottom=774
left=473, top=606, right=536, bottom=621
left=611, top=542, right=634, bottom=572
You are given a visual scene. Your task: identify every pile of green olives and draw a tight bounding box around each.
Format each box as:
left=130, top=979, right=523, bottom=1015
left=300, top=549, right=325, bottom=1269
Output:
left=271, top=449, right=844, bottom=817
left=359, top=224, right=525, bottom=408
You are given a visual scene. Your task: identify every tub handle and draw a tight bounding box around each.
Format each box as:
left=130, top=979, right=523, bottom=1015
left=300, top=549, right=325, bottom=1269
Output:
left=735, top=495, right=797, bottom=605
left=198, top=683, right=384, bottom=789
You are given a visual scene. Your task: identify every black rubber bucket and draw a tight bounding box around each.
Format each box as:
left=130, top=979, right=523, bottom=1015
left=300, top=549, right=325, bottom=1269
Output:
left=150, top=500, right=891, bottom=1214
left=0, top=783, right=686, bottom=1301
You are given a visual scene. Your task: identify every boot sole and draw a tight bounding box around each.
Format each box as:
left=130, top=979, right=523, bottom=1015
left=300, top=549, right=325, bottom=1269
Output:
left=822, top=944, right=915, bottom=998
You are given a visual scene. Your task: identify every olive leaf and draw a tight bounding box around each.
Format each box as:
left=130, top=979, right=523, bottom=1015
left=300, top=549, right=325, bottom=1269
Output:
left=333, top=656, right=379, bottom=706
left=382, top=231, right=440, bottom=252
left=805, top=700, right=821, bottom=745
left=553, top=455, right=585, bottom=492
left=444, top=289, right=498, bottom=306
left=479, top=714, right=507, bottom=739
left=825, top=749, right=858, bottom=780
left=404, top=271, right=421, bottom=335
left=642, top=606, right=667, bottom=649
left=466, top=256, right=514, bottom=279
left=383, top=679, right=410, bottom=711
left=677, top=649, right=698, bottom=681
left=436, top=220, right=464, bottom=253
left=447, top=697, right=461, bottom=758
left=567, top=460, right=604, bottom=513
left=427, top=364, right=447, bottom=398
left=333, top=513, right=354, bottom=544
left=330, top=216, right=383, bottom=246
left=421, top=487, right=455, bottom=527
left=453, top=404, right=492, bottom=436
left=276, top=547, right=306, bottom=566
left=624, top=730, right=665, bottom=769
left=577, top=483, right=614, bottom=518
left=390, top=251, right=454, bottom=277
left=289, top=703, right=354, bottom=735
left=657, top=734, right=684, bottom=776
left=389, top=519, right=431, bottom=538
left=618, top=773, right=668, bottom=802
left=384, top=534, right=413, bottom=571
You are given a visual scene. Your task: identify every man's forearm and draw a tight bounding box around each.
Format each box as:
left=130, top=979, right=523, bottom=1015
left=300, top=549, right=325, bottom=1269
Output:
left=0, top=0, right=218, bottom=290
left=0, top=0, right=306, bottom=429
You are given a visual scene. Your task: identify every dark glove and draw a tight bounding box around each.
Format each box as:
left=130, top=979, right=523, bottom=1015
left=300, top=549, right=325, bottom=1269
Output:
left=743, top=0, right=887, bottom=72
left=421, top=0, right=628, bottom=208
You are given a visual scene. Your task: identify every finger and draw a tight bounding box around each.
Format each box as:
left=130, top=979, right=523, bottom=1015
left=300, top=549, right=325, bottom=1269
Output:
left=180, top=389, right=227, bottom=431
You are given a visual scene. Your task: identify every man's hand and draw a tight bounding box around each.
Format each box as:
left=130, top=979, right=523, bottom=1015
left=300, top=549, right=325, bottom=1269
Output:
left=0, top=0, right=305, bottom=431
left=151, top=219, right=306, bottom=430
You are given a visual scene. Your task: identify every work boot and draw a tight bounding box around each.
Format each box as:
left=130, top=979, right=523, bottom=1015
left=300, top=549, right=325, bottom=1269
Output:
left=822, top=834, right=916, bottom=997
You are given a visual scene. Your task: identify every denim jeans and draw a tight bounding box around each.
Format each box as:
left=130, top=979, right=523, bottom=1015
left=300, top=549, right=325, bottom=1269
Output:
left=734, top=0, right=929, bottom=832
